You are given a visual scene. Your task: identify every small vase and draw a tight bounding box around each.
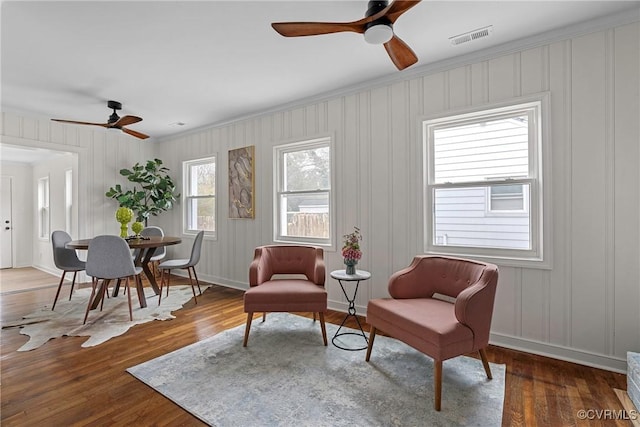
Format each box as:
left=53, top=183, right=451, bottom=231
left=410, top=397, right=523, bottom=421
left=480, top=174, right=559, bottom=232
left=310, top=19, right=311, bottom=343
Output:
left=344, top=259, right=357, bottom=275
left=119, top=222, right=129, bottom=238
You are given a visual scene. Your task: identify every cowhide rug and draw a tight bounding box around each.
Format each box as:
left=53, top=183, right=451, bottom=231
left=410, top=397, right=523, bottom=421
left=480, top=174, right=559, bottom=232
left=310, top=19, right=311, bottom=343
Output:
left=2, top=285, right=205, bottom=351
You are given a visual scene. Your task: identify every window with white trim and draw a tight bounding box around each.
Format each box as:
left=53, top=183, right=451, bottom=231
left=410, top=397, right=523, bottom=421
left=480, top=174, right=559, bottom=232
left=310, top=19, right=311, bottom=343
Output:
left=183, top=157, right=216, bottom=237
left=274, top=137, right=333, bottom=246
left=65, top=169, right=73, bottom=234
left=38, top=176, right=49, bottom=239
left=424, top=96, right=549, bottom=265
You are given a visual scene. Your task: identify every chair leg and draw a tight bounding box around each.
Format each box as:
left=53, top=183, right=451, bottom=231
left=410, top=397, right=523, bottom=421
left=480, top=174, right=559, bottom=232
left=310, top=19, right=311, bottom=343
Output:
left=434, top=360, right=443, bottom=411
left=243, top=313, right=253, bottom=347
left=262, top=312, right=266, bottom=322
left=52, top=271, right=67, bottom=310
left=191, top=267, right=202, bottom=295
left=83, top=278, right=98, bottom=324
left=313, top=312, right=316, bottom=322
left=479, top=348, right=492, bottom=379
left=69, top=271, right=78, bottom=300
left=365, top=326, right=377, bottom=361
left=318, top=312, right=327, bottom=346
left=187, top=267, right=197, bottom=304
left=158, top=269, right=166, bottom=305
left=125, top=277, right=133, bottom=321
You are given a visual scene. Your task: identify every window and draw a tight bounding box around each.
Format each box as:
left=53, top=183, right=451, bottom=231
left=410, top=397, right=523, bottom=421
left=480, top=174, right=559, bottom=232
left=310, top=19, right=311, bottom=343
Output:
left=38, top=176, right=49, bottom=239
left=274, top=137, right=333, bottom=246
left=423, top=95, right=550, bottom=266
left=183, top=157, right=216, bottom=237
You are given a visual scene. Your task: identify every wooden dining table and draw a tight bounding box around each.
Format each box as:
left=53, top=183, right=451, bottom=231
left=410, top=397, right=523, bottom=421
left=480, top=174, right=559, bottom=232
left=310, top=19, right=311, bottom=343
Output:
left=67, top=236, right=182, bottom=309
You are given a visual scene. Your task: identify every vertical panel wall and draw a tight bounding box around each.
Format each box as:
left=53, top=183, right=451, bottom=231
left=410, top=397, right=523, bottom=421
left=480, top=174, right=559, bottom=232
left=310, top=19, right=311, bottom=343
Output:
left=2, top=19, right=638, bottom=372
left=154, top=20, right=639, bottom=372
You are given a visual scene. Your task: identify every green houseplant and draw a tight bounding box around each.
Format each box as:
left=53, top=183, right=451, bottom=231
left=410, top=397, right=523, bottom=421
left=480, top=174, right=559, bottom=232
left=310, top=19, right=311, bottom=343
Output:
left=106, top=158, right=180, bottom=225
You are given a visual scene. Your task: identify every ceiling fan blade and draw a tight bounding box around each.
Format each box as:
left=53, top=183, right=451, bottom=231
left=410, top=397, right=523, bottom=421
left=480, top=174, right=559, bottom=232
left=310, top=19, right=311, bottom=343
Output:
left=272, top=20, right=367, bottom=37
left=121, top=127, right=150, bottom=140
left=383, top=0, right=422, bottom=23
left=383, top=35, right=418, bottom=70
left=52, top=119, right=108, bottom=127
left=113, top=115, right=142, bottom=127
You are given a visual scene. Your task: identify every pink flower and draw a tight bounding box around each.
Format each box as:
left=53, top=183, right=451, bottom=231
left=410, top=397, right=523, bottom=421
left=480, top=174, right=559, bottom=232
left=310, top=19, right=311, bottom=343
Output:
left=342, top=226, right=363, bottom=261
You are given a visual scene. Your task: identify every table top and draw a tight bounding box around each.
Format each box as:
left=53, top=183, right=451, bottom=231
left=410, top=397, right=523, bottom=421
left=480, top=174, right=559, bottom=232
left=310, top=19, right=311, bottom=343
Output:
left=67, top=235, right=182, bottom=250
left=330, top=269, right=371, bottom=281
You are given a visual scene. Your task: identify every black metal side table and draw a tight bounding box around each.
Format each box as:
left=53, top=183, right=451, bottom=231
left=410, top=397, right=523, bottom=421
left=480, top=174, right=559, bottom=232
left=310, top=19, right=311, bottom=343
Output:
left=330, top=269, right=372, bottom=351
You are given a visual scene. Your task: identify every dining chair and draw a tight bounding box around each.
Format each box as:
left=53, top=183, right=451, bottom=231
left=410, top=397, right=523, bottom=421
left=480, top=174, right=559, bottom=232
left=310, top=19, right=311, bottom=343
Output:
left=51, top=230, right=86, bottom=310
left=84, top=235, right=143, bottom=324
left=132, top=226, right=166, bottom=276
left=158, top=230, right=204, bottom=305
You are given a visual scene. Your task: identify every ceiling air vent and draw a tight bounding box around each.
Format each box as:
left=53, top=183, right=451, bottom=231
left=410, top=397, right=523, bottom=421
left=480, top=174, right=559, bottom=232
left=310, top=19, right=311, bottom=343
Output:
left=449, top=25, right=493, bottom=46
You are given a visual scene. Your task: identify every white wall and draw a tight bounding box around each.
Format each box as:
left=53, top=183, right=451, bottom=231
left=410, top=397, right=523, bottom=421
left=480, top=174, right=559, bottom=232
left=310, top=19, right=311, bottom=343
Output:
left=156, top=20, right=639, bottom=372
left=0, top=161, right=33, bottom=267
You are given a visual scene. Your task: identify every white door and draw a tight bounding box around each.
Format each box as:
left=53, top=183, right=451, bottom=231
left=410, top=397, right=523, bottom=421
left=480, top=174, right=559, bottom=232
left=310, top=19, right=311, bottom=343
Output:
left=0, top=177, right=13, bottom=268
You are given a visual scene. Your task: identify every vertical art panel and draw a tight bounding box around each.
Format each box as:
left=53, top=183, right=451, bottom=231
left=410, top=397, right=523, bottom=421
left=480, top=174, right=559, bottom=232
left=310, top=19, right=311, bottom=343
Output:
left=229, top=145, right=255, bottom=219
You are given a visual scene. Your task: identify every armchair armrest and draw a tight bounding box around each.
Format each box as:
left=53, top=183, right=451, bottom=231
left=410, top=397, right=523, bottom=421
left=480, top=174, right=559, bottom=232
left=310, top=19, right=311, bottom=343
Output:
left=249, top=247, right=273, bottom=286
left=388, top=256, right=438, bottom=299
left=454, top=267, right=498, bottom=348
left=309, top=248, right=326, bottom=286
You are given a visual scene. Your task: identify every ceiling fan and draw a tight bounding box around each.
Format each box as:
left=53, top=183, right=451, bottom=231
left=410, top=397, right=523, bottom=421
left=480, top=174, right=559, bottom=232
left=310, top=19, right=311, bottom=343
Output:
left=271, top=0, right=421, bottom=71
left=52, top=100, right=149, bottom=140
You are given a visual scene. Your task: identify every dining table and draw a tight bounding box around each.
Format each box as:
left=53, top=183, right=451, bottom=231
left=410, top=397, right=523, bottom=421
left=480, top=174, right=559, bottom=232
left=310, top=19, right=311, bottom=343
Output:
left=66, top=235, right=182, bottom=309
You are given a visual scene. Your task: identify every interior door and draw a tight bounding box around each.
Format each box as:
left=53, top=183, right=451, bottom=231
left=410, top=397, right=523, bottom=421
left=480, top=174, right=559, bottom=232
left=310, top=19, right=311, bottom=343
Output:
left=0, top=177, right=13, bottom=269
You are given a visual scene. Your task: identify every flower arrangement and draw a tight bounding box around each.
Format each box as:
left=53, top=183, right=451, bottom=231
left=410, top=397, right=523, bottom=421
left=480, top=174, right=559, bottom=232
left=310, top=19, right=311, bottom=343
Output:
left=342, top=226, right=362, bottom=262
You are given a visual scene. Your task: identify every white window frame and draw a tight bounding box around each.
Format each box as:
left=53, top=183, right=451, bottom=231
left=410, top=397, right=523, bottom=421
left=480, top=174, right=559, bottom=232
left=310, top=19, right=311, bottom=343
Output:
left=38, top=176, right=50, bottom=240
left=423, top=93, right=552, bottom=269
left=273, top=136, right=334, bottom=247
left=65, top=169, right=73, bottom=234
left=182, top=156, right=217, bottom=239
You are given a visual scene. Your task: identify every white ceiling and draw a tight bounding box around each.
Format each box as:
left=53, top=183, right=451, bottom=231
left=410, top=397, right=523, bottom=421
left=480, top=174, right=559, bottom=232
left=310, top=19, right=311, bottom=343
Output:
left=2, top=1, right=639, bottom=144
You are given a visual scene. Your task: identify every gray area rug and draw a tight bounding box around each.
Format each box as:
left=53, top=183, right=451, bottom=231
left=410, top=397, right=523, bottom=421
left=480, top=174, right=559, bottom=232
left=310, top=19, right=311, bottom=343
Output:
left=2, top=285, right=204, bottom=351
left=127, top=313, right=505, bottom=426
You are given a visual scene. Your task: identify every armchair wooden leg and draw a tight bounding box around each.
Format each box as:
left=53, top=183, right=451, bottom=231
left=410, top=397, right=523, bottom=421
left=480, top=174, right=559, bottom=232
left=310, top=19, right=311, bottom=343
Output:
left=434, top=360, right=442, bottom=411
left=262, top=313, right=266, bottom=322
left=243, top=313, right=253, bottom=347
left=318, top=312, right=327, bottom=346
left=479, top=348, right=492, bottom=379
left=365, top=326, right=377, bottom=361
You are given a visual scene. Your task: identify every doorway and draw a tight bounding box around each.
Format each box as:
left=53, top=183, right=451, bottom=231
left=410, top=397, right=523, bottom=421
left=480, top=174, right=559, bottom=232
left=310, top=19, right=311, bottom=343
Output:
left=0, top=176, right=12, bottom=268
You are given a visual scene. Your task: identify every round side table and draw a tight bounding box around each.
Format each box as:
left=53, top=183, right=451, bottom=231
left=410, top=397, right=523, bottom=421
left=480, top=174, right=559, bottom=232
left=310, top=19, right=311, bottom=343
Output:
left=330, top=269, right=372, bottom=351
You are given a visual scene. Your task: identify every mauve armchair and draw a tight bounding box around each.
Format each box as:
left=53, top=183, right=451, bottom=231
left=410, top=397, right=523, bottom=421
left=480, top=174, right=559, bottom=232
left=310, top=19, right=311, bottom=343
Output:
left=243, top=245, right=327, bottom=347
left=365, top=255, right=499, bottom=411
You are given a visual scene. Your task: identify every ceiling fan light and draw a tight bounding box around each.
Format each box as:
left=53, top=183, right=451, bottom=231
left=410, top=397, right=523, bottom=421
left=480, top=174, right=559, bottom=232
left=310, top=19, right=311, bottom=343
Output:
left=364, top=24, right=393, bottom=44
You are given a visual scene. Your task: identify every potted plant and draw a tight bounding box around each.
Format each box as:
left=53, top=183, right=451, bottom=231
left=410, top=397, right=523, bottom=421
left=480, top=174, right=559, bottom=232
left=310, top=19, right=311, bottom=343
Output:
left=106, top=158, right=180, bottom=225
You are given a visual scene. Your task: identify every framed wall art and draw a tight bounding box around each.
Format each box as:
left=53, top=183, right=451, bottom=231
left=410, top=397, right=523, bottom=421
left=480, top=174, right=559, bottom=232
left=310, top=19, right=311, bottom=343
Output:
left=228, top=145, right=255, bottom=219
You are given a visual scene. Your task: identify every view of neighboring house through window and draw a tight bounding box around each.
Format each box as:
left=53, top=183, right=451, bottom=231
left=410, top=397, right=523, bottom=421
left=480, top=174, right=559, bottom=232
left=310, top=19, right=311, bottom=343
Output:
left=183, top=156, right=216, bottom=237
left=38, top=176, right=50, bottom=239
left=424, top=97, right=547, bottom=263
left=274, top=137, right=332, bottom=246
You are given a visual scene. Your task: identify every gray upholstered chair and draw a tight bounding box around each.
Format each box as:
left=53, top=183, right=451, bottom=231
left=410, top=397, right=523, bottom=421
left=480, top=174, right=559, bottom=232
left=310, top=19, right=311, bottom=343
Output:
left=84, top=235, right=143, bottom=324
left=158, top=230, right=204, bottom=305
left=51, top=230, right=86, bottom=310
left=133, top=226, right=166, bottom=275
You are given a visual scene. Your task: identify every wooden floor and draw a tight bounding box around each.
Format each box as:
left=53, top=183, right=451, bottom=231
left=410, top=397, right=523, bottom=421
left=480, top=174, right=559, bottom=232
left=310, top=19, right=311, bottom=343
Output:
left=0, top=269, right=630, bottom=426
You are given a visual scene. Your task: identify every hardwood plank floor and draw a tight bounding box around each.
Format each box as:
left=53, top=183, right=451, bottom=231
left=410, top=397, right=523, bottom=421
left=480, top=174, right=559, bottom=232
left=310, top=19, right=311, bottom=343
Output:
left=0, top=269, right=630, bottom=426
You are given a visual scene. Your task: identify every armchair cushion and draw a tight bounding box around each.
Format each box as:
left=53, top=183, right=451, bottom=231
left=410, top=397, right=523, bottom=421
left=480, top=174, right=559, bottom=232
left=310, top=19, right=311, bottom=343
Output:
left=244, top=279, right=327, bottom=313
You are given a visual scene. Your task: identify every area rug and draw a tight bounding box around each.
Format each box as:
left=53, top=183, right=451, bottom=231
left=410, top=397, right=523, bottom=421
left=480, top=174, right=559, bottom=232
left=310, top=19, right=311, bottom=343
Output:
left=2, top=285, right=206, bottom=351
left=127, top=313, right=505, bottom=427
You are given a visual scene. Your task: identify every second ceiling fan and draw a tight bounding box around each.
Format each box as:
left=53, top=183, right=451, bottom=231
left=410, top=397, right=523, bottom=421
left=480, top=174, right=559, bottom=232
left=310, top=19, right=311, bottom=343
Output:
left=271, top=0, right=422, bottom=70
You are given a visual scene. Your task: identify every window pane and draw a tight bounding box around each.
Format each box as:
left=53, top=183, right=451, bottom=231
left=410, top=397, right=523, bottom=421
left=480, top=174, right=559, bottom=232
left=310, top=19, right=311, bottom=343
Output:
left=433, top=115, right=529, bottom=184
left=189, top=163, right=215, bottom=196
left=280, top=192, right=329, bottom=238
left=284, top=146, right=330, bottom=191
left=433, top=186, right=531, bottom=250
left=188, top=198, right=215, bottom=232
left=490, top=184, right=524, bottom=211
